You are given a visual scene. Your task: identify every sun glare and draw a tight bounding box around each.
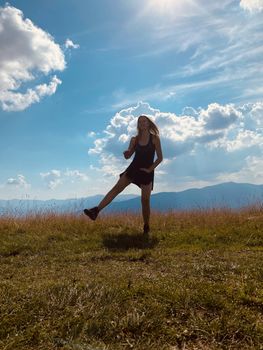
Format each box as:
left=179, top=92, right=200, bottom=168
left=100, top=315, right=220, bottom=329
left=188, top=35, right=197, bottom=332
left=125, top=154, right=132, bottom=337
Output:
left=143, top=0, right=198, bottom=17
left=150, top=0, right=176, bottom=12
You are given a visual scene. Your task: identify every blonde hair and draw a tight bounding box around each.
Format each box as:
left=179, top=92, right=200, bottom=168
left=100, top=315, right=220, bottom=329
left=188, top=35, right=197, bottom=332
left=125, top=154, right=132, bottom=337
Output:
left=136, top=115, right=159, bottom=137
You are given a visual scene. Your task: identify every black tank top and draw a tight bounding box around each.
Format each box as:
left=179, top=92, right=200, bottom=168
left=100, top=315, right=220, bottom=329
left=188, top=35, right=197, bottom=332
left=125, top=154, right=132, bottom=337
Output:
left=132, top=133, right=155, bottom=169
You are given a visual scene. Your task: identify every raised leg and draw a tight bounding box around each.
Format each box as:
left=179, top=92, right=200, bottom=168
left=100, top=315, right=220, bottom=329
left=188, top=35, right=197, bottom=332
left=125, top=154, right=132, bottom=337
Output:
left=98, top=173, right=132, bottom=211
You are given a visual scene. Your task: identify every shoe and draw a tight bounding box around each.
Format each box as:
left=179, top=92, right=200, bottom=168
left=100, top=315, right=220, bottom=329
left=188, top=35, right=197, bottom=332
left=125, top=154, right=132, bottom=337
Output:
left=143, top=223, right=150, bottom=234
left=83, top=206, right=99, bottom=220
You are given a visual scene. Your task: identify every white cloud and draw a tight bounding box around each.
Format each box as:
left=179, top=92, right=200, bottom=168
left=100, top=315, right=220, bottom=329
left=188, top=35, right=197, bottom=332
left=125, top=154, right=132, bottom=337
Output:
left=87, top=131, right=97, bottom=137
left=65, top=38, right=80, bottom=49
left=0, top=5, right=65, bottom=111
left=40, top=169, right=89, bottom=189
left=88, top=137, right=109, bottom=155
left=1, top=75, right=62, bottom=111
left=40, top=170, right=62, bottom=189
left=6, top=174, right=30, bottom=188
left=228, top=130, right=262, bottom=152
left=118, top=134, right=129, bottom=143
left=240, top=0, right=263, bottom=13
left=98, top=153, right=125, bottom=177
left=64, top=169, right=89, bottom=181
left=239, top=102, right=263, bottom=130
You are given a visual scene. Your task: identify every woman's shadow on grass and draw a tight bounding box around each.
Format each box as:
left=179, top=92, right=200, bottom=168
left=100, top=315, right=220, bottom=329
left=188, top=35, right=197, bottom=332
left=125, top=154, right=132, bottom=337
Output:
left=102, top=231, right=159, bottom=251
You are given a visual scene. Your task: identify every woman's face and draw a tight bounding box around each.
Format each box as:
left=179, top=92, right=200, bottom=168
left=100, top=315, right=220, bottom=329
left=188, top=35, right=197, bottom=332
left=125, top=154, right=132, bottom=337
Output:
left=138, top=116, right=149, bottom=131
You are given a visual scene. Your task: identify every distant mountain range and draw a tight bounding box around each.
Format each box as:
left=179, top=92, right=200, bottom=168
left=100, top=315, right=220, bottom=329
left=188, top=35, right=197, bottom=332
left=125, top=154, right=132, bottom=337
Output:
left=0, top=182, right=262, bottom=217
left=0, top=194, right=138, bottom=217
left=103, top=182, right=263, bottom=214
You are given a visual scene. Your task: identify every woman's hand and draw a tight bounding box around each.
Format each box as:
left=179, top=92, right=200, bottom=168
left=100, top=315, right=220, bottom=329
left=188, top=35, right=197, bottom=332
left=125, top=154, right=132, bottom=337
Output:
left=123, top=150, right=130, bottom=159
left=140, top=167, right=152, bottom=173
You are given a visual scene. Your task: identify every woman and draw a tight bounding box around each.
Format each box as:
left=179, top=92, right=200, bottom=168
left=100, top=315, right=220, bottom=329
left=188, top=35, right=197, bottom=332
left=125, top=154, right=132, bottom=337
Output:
left=84, top=115, right=163, bottom=234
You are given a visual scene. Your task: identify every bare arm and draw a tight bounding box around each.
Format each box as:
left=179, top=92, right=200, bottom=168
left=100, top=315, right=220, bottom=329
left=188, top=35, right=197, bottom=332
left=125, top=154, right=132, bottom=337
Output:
left=149, top=135, right=163, bottom=172
left=123, top=136, right=136, bottom=159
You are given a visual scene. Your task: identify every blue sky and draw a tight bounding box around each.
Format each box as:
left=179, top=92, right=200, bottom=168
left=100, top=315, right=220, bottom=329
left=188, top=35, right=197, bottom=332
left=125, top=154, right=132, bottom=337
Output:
left=0, top=0, right=262, bottom=199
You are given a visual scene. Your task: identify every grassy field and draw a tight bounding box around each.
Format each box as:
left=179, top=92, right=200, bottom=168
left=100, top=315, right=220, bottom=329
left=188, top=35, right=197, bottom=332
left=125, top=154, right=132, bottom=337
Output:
left=0, top=207, right=262, bottom=350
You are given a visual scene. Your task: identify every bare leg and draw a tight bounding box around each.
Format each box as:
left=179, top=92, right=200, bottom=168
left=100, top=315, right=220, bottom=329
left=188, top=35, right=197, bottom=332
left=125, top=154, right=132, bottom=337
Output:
left=98, top=173, right=132, bottom=211
left=141, top=183, right=152, bottom=225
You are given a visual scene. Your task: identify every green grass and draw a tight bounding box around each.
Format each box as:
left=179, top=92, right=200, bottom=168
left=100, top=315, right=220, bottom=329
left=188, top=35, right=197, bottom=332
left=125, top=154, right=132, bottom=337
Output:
left=0, top=207, right=262, bottom=349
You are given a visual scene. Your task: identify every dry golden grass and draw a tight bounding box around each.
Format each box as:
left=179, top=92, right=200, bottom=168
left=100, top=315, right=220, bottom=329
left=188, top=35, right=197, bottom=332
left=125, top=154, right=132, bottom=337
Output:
left=0, top=206, right=262, bottom=349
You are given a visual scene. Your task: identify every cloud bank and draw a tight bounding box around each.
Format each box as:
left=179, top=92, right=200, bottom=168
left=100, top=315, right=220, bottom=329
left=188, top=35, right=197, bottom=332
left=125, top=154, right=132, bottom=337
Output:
left=88, top=101, right=263, bottom=190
